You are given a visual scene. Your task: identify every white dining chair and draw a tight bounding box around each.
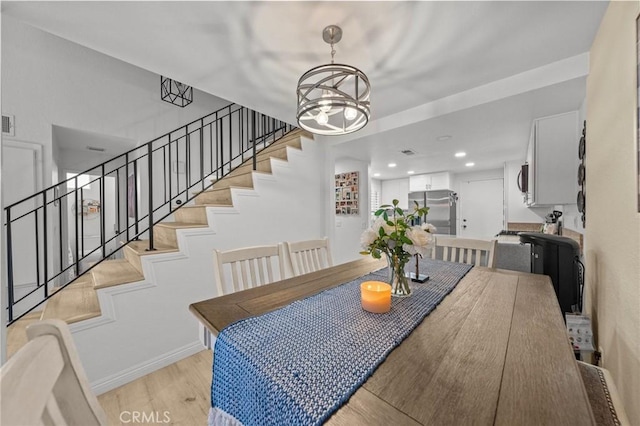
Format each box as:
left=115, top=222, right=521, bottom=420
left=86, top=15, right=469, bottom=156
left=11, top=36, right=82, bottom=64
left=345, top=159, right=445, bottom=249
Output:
left=0, top=319, right=108, bottom=426
left=283, top=237, right=333, bottom=276
left=213, top=244, right=286, bottom=294
left=431, top=237, right=498, bottom=268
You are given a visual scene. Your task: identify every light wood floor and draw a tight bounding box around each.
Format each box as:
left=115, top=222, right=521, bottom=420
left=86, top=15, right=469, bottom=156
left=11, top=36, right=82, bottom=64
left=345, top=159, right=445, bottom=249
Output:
left=98, top=350, right=213, bottom=426
left=8, top=318, right=213, bottom=425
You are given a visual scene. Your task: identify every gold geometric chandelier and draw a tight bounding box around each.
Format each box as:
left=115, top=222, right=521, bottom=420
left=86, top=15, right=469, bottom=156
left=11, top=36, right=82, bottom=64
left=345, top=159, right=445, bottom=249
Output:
left=296, top=25, right=371, bottom=136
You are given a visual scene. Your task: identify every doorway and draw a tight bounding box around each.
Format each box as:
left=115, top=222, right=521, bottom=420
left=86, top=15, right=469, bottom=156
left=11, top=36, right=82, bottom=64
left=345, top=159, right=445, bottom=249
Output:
left=459, top=178, right=504, bottom=239
left=2, top=141, right=42, bottom=296
left=65, top=172, right=118, bottom=274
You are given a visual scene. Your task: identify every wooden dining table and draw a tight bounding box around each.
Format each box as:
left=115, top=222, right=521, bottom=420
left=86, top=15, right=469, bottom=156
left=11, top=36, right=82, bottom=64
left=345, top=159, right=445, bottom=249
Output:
left=189, top=256, right=595, bottom=425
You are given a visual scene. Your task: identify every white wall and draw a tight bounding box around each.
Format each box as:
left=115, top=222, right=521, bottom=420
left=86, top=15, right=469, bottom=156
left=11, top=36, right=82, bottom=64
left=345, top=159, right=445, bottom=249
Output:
left=451, top=168, right=504, bottom=194
left=370, top=178, right=382, bottom=216
left=333, top=158, right=370, bottom=265
left=1, top=15, right=231, bottom=189
left=585, top=1, right=640, bottom=423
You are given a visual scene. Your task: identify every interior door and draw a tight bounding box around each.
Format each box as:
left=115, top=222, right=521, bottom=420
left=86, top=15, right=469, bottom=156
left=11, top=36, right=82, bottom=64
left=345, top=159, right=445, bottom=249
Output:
left=2, top=141, right=41, bottom=301
left=459, top=179, right=504, bottom=239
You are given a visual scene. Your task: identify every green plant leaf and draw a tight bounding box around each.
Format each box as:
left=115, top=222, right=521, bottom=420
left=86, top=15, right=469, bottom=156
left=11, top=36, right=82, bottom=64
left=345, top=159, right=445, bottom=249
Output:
left=399, top=235, right=412, bottom=244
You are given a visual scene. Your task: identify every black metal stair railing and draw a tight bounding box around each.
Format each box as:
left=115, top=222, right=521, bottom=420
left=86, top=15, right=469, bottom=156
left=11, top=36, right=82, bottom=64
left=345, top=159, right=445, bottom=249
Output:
left=4, top=104, right=295, bottom=325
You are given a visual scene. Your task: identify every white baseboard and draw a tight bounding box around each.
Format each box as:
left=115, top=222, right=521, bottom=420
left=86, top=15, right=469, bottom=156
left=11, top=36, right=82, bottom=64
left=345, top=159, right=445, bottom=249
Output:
left=91, top=340, right=207, bottom=395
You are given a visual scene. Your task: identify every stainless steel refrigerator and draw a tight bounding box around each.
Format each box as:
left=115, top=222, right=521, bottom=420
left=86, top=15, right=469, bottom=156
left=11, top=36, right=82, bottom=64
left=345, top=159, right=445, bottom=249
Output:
left=408, top=190, right=457, bottom=235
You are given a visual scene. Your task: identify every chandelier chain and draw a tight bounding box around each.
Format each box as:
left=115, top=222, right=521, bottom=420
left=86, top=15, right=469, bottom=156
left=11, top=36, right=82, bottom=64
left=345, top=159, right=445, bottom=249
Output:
left=330, top=41, right=336, bottom=64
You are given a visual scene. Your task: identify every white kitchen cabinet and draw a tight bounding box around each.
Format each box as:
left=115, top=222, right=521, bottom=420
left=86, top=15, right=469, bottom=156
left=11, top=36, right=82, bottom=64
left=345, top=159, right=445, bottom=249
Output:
left=409, top=172, right=452, bottom=192
left=409, top=174, right=430, bottom=192
left=430, top=172, right=452, bottom=191
left=381, top=178, right=409, bottom=210
left=526, top=111, right=579, bottom=206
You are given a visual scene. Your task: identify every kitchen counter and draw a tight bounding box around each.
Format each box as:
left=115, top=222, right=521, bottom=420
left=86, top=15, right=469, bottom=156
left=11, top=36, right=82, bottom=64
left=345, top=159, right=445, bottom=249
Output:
left=496, top=235, right=522, bottom=244
left=496, top=242, right=531, bottom=272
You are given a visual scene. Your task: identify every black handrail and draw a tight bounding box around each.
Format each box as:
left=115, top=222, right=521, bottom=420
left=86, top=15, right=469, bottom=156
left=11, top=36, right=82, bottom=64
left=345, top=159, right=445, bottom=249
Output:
left=4, top=103, right=295, bottom=325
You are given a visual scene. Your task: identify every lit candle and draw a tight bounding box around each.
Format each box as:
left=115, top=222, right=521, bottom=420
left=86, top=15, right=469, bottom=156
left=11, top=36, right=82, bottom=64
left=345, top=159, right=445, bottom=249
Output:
left=360, top=281, right=392, bottom=313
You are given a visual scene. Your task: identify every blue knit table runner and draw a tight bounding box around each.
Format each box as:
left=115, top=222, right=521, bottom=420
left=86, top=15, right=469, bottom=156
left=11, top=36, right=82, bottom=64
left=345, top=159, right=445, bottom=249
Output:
left=210, top=258, right=473, bottom=426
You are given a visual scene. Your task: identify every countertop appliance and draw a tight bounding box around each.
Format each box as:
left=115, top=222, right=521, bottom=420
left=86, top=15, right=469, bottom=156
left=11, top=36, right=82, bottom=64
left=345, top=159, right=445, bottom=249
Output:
left=543, top=210, right=563, bottom=235
left=519, top=233, right=583, bottom=316
left=408, top=190, right=457, bottom=235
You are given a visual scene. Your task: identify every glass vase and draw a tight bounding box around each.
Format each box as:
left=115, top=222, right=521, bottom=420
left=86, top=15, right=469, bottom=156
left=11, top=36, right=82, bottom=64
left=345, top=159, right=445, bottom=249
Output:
left=386, top=253, right=411, bottom=297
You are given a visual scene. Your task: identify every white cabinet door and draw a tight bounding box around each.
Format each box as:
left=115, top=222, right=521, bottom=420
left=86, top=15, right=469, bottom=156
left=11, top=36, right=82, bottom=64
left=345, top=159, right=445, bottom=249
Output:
left=409, top=172, right=452, bottom=192
left=430, top=172, right=452, bottom=191
left=524, top=125, right=535, bottom=206
left=533, top=111, right=578, bottom=205
left=381, top=178, right=409, bottom=210
left=409, top=174, right=431, bottom=192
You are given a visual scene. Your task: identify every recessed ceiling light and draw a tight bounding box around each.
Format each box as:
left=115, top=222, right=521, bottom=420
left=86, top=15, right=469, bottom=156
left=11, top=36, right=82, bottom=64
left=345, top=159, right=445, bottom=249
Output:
left=436, top=135, right=452, bottom=141
left=373, top=173, right=381, bottom=177
left=455, top=152, right=466, bottom=158
left=465, top=162, right=475, bottom=167
left=407, top=171, right=415, bottom=175
left=388, top=163, right=397, bottom=168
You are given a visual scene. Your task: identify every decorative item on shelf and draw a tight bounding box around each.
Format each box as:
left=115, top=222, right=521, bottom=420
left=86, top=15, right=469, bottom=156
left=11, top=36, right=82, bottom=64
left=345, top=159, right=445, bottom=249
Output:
left=161, top=76, right=193, bottom=107
left=296, top=25, right=371, bottom=136
left=360, top=281, right=392, bottom=313
left=360, top=199, right=434, bottom=297
left=577, top=121, right=586, bottom=227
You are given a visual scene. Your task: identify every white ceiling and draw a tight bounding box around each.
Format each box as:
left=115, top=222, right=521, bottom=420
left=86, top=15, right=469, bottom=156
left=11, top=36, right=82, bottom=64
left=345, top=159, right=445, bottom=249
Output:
left=2, top=1, right=609, bottom=179
left=53, top=125, right=137, bottom=156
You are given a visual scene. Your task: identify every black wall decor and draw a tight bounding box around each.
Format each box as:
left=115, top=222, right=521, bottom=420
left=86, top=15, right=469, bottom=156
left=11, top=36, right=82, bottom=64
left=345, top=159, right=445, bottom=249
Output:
left=161, top=76, right=193, bottom=107
left=577, top=121, right=586, bottom=228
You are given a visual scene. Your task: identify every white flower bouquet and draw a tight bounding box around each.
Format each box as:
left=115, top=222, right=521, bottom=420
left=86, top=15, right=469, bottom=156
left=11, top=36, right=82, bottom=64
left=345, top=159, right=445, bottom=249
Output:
left=360, top=199, right=436, bottom=296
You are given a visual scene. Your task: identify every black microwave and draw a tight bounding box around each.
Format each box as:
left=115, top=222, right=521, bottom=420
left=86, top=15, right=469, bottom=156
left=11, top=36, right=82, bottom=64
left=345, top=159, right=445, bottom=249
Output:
left=517, top=163, right=529, bottom=193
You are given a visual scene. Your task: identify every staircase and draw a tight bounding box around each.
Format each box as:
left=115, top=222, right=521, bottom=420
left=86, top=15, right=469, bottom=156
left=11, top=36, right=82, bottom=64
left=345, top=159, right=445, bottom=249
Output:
left=4, top=103, right=297, bottom=325
left=36, top=131, right=307, bottom=324
left=5, top=121, right=324, bottom=393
